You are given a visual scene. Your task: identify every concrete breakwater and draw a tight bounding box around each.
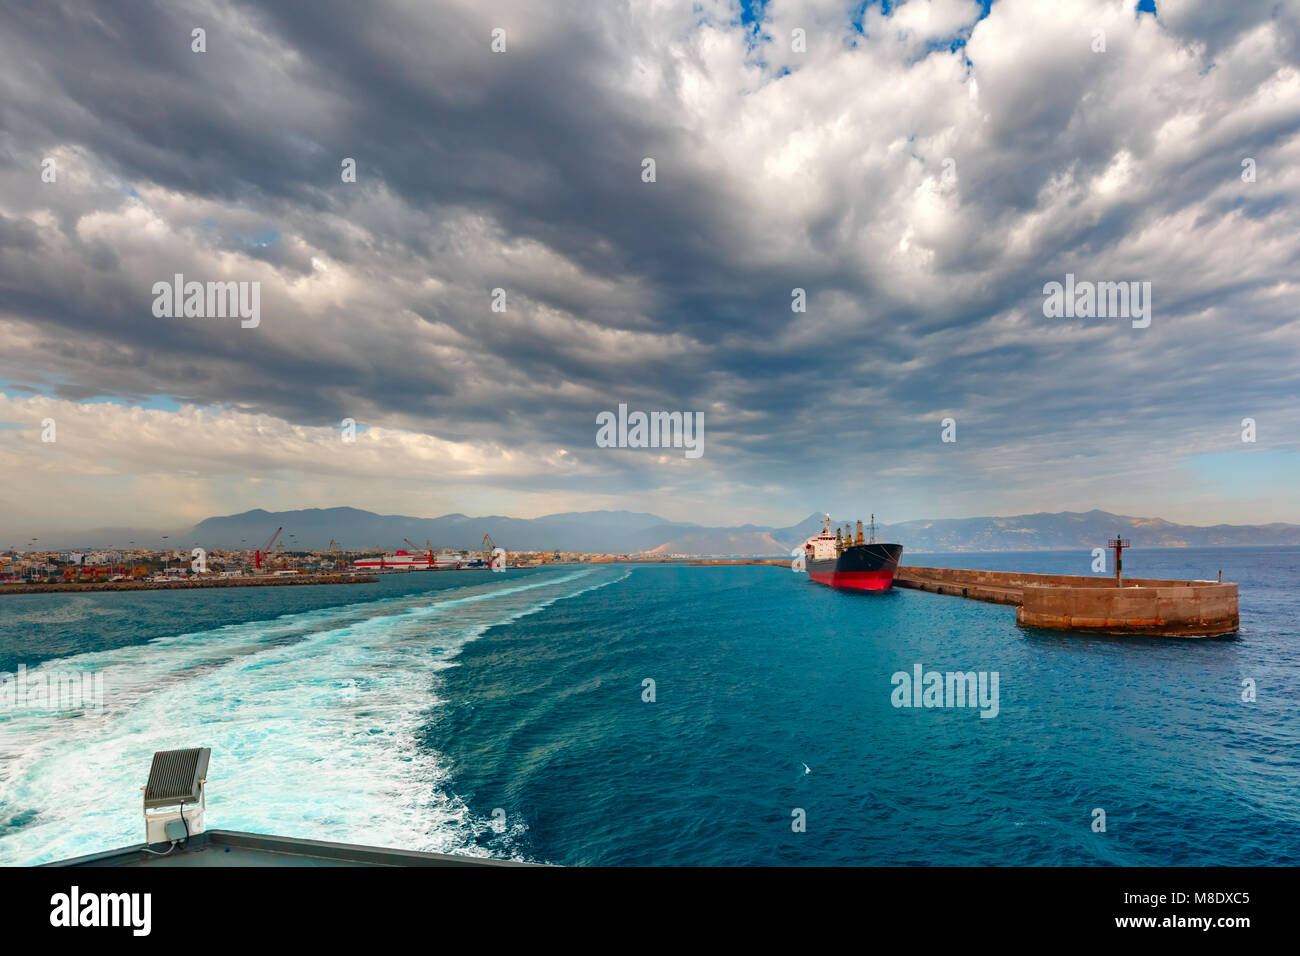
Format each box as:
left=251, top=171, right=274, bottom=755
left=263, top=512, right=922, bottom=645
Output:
left=895, top=567, right=1239, bottom=638
left=2, top=574, right=378, bottom=594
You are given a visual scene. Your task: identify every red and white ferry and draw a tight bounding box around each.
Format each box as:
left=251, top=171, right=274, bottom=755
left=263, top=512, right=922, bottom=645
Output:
left=352, top=549, right=435, bottom=571
left=352, top=548, right=473, bottom=571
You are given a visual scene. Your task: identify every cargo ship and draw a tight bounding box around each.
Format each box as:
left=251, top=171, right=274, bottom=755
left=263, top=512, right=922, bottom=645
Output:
left=802, top=515, right=903, bottom=591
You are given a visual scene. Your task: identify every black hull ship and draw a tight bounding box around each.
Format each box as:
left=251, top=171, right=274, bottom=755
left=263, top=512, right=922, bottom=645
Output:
left=802, top=515, right=903, bottom=591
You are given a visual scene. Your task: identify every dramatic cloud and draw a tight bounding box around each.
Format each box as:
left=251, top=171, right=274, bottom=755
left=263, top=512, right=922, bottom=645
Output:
left=1, top=0, right=1298, bottom=535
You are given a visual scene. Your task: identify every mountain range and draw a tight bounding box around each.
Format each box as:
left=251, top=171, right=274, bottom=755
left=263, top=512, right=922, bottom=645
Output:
left=147, top=507, right=1300, bottom=555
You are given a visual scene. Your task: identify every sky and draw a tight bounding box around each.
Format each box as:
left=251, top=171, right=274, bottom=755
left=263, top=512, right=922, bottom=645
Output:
left=1, top=0, right=1298, bottom=540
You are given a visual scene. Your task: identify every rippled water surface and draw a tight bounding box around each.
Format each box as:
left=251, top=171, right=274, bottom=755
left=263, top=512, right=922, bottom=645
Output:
left=1, top=548, right=1296, bottom=865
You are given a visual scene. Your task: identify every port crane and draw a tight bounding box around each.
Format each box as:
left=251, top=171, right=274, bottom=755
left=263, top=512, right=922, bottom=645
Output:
left=482, top=534, right=505, bottom=570
left=404, top=538, right=434, bottom=564
left=254, top=527, right=283, bottom=571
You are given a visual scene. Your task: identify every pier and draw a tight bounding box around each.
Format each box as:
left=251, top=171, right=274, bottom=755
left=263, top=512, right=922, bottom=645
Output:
left=2, top=574, right=378, bottom=594
left=895, top=567, right=1239, bottom=638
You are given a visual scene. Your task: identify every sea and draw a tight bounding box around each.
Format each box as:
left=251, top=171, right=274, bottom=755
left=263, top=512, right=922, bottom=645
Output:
left=0, top=547, right=1297, bottom=866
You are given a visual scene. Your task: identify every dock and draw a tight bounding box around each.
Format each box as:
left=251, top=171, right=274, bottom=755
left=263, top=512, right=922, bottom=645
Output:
left=2, top=574, right=378, bottom=594
left=895, top=567, right=1239, bottom=638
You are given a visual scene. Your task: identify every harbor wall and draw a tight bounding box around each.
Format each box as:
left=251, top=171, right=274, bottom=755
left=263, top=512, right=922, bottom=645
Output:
left=898, top=567, right=1192, bottom=589
left=1016, top=581, right=1238, bottom=637
left=893, top=567, right=1024, bottom=606
left=895, top=567, right=1239, bottom=638
left=2, top=574, right=378, bottom=594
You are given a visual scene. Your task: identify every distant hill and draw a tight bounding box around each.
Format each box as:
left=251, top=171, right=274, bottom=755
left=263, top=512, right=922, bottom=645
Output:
left=172, top=506, right=1300, bottom=555
left=646, top=528, right=790, bottom=556
left=188, top=507, right=699, bottom=553
left=873, top=510, right=1300, bottom=552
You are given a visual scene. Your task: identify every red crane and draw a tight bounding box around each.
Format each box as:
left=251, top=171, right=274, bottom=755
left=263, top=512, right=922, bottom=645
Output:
left=254, top=527, right=283, bottom=571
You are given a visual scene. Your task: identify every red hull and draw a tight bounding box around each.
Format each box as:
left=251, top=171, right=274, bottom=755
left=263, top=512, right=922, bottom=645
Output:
left=808, top=569, right=896, bottom=591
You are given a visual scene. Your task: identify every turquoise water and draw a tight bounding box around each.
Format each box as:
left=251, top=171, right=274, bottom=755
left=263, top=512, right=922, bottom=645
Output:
left=0, top=548, right=1297, bottom=865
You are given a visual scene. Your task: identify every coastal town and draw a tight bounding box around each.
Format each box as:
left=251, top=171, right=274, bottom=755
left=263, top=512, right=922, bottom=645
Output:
left=0, top=542, right=701, bottom=589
